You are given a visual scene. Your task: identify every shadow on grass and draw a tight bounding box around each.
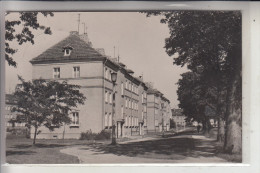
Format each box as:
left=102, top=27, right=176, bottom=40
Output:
left=10, top=143, right=67, bottom=149
left=77, top=128, right=230, bottom=161
left=6, top=150, right=36, bottom=156
left=79, top=135, right=221, bottom=160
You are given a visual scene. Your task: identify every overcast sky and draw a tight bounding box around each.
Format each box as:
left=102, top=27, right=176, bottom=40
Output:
left=5, top=12, right=188, bottom=108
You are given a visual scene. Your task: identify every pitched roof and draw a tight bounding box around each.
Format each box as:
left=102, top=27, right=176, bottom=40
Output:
left=172, top=109, right=183, bottom=116
left=30, top=31, right=105, bottom=64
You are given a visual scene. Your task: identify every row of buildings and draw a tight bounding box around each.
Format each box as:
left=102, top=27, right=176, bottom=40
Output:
left=5, top=31, right=172, bottom=139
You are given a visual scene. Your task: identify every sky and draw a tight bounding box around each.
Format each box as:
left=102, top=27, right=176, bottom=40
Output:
left=5, top=12, right=188, bottom=108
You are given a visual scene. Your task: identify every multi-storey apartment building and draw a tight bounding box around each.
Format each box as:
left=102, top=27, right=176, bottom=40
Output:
left=172, top=108, right=186, bottom=127
left=146, top=86, right=171, bottom=133
left=5, top=94, right=26, bottom=128
left=30, top=31, right=149, bottom=139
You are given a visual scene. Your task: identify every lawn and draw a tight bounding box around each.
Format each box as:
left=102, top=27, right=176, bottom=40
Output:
left=6, top=137, right=94, bottom=164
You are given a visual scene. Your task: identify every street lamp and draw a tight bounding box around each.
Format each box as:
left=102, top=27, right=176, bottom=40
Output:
left=111, top=72, right=117, bottom=145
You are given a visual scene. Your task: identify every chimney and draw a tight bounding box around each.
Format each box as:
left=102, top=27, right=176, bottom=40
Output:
left=95, top=48, right=106, bottom=56
left=146, top=82, right=154, bottom=89
left=70, top=31, right=79, bottom=35
left=79, top=33, right=93, bottom=47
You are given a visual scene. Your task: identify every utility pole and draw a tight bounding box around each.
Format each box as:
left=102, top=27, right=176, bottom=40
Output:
left=113, top=46, right=115, bottom=59
left=117, top=46, right=120, bottom=62
left=77, top=14, right=81, bottom=34
left=82, top=22, right=86, bottom=34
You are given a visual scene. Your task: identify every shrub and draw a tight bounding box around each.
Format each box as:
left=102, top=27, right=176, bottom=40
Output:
left=95, top=130, right=111, bottom=140
left=6, top=127, right=29, bottom=139
left=80, top=129, right=111, bottom=140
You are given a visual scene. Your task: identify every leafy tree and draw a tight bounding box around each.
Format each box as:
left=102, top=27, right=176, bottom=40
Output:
left=177, top=71, right=213, bottom=135
left=146, top=11, right=241, bottom=153
left=5, top=12, right=54, bottom=67
left=12, top=76, right=86, bottom=144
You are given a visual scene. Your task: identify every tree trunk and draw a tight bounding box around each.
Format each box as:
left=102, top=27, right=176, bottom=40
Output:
left=217, top=118, right=225, bottom=143
left=33, top=126, right=38, bottom=145
left=203, top=118, right=210, bottom=136
left=224, top=73, right=242, bottom=154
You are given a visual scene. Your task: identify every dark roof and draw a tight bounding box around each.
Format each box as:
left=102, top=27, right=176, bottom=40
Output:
left=30, top=31, right=105, bottom=64
left=126, top=69, right=134, bottom=74
left=172, top=109, right=183, bottom=116
left=161, top=96, right=170, bottom=103
left=147, top=88, right=161, bottom=95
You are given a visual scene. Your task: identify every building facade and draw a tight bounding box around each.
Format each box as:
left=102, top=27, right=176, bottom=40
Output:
left=29, top=31, right=170, bottom=139
left=172, top=109, right=186, bottom=127
left=5, top=94, right=26, bottom=128
left=30, top=31, right=149, bottom=139
left=146, top=86, right=171, bottom=133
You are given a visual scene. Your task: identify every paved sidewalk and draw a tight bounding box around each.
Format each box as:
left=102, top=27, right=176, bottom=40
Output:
left=60, top=134, right=227, bottom=164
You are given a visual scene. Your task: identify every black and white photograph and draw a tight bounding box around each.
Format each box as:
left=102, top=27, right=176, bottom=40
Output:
left=4, top=10, right=242, bottom=164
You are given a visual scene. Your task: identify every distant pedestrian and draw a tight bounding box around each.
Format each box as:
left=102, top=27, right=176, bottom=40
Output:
left=197, top=125, right=201, bottom=133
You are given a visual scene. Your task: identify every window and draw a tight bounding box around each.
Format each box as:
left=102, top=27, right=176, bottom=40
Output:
left=128, top=99, right=131, bottom=108
left=144, top=105, right=147, bottom=112
left=155, top=109, right=158, bottom=115
left=53, top=67, right=60, bottom=78
left=73, top=66, right=80, bottom=78
left=71, top=112, right=79, bottom=126
left=104, top=113, right=108, bottom=127
left=142, top=93, right=144, bottom=103
left=109, top=92, right=112, bottom=103
left=125, top=98, right=128, bottom=108
left=131, top=101, right=134, bottom=109
left=131, top=116, right=134, bottom=126
left=129, top=82, right=131, bottom=90
left=126, top=80, right=128, bottom=89
left=108, top=113, right=112, bottom=127
left=109, top=70, right=112, bottom=81
left=125, top=116, right=128, bottom=126
left=64, top=48, right=71, bottom=56
left=155, top=119, right=158, bottom=126
left=121, top=82, right=124, bottom=95
left=155, top=97, right=159, bottom=104
left=132, top=84, right=134, bottom=92
left=105, top=68, right=109, bottom=79
left=142, top=111, right=144, bottom=120
left=121, top=106, right=124, bottom=118
left=105, top=91, right=108, bottom=103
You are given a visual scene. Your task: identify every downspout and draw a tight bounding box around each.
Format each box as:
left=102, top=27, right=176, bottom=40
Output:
left=102, top=58, right=108, bottom=129
left=130, top=77, right=135, bottom=136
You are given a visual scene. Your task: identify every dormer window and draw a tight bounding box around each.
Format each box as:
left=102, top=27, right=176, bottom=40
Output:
left=65, top=49, right=70, bottom=56
left=62, top=45, right=73, bottom=56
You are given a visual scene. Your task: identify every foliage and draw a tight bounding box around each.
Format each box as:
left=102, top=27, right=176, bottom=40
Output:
left=6, top=127, right=28, bottom=138
left=5, top=12, right=54, bottom=67
left=145, top=11, right=242, bottom=153
left=12, top=76, right=86, bottom=144
left=80, top=130, right=111, bottom=140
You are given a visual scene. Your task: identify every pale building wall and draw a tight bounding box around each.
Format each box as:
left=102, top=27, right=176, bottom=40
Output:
left=147, top=94, right=155, bottom=131
left=31, top=61, right=104, bottom=139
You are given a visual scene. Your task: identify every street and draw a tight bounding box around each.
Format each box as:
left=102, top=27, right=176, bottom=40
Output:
left=60, top=131, right=227, bottom=163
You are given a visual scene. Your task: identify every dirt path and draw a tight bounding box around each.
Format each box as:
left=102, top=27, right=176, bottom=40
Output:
left=60, top=134, right=227, bottom=164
